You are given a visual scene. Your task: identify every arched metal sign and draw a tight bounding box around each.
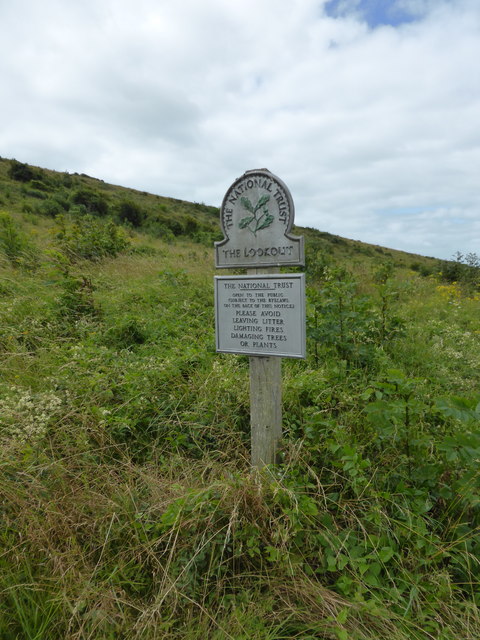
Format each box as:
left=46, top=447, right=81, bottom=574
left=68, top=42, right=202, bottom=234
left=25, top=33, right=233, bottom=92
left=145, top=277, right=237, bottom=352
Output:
left=215, top=168, right=304, bottom=268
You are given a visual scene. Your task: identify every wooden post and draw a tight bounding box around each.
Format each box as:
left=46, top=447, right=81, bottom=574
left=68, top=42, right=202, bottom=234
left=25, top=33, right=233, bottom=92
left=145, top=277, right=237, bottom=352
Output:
left=249, top=354, right=282, bottom=467
left=248, top=267, right=282, bottom=468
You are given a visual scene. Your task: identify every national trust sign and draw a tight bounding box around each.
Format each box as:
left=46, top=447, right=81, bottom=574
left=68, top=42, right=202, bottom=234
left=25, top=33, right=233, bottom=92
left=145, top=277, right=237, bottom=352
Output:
left=215, top=168, right=304, bottom=269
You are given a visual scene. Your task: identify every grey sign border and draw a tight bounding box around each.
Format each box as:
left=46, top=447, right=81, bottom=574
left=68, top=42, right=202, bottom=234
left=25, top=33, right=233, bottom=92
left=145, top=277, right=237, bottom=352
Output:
left=214, top=273, right=306, bottom=359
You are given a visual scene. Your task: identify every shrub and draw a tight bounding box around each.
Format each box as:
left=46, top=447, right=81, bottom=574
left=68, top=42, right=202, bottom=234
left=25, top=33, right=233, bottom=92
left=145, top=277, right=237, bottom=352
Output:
left=144, top=221, right=176, bottom=243
left=307, top=267, right=379, bottom=367
left=8, top=159, right=38, bottom=182
left=71, top=188, right=109, bottom=216
left=69, top=203, right=87, bottom=217
left=56, top=272, right=101, bottom=322
left=55, top=214, right=130, bottom=262
left=191, top=229, right=222, bottom=246
left=305, top=245, right=329, bottom=283
left=36, top=198, right=64, bottom=217
left=52, top=192, right=70, bottom=211
left=101, top=317, right=148, bottom=349
left=29, top=179, right=51, bottom=192
left=439, top=251, right=480, bottom=289
left=184, top=215, right=198, bottom=235
left=116, top=199, right=146, bottom=227
left=21, top=188, right=47, bottom=200
left=167, top=218, right=186, bottom=236
left=0, top=212, right=39, bottom=269
left=61, top=172, right=73, bottom=188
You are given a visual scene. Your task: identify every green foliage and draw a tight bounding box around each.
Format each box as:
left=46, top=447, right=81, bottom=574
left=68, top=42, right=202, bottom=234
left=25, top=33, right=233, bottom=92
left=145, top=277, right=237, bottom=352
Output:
left=71, top=187, right=109, bottom=216
left=56, top=272, right=101, bottom=324
left=36, top=197, right=64, bottom=217
left=29, top=178, right=51, bottom=192
left=306, top=263, right=406, bottom=369
left=144, top=220, right=176, bottom=243
left=0, top=212, right=39, bottom=269
left=54, top=214, right=130, bottom=262
left=373, top=261, right=404, bottom=342
left=0, top=559, right=63, bottom=640
left=8, top=159, right=41, bottom=182
left=307, top=268, right=377, bottom=367
left=191, top=228, right=223, bottom=247
left=305, top=243, right=329, bottom=282
left=116, top=199, right=146, bottom=227
left=101, top=316, right=148, bottom=349
left=439, top=251, right=480, bottom=290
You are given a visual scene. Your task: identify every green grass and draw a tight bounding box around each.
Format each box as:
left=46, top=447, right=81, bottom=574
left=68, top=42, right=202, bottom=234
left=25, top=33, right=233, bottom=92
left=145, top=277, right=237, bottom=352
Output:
left=0, top=158, right=479, bottom=638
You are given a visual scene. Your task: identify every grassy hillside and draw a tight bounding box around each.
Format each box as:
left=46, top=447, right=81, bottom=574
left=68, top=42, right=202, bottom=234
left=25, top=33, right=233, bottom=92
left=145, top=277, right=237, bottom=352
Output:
left=1, top=158, right=480, bottom=639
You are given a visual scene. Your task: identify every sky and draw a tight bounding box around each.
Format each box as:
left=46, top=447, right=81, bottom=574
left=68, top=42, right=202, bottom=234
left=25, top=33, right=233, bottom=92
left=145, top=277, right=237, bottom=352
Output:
left=1, top=0, right=479, bottom=260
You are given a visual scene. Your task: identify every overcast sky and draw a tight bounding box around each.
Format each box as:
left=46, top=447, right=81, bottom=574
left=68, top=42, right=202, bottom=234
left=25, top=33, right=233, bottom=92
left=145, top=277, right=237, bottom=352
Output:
left=1, top=0, right=479, bottom=259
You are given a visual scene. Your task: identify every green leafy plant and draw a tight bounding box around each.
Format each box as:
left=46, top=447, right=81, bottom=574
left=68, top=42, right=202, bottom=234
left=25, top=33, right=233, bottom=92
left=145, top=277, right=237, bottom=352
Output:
left=7, top=159, right=42, bottom=183
left=116, top=199, right=146, bottom=227
left=0, top=212, right=39, bottom=269
left=71, top=187, right=109, bottom=216
left=307, top=267, right=380, bottom=367
left=373, top=261, right=404, bottom=342
left=55, top=214, right=129, bottom=262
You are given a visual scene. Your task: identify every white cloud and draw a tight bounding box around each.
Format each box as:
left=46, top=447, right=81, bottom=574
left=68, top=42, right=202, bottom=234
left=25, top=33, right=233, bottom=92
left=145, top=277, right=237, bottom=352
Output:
left=0, top=0, right=479, bottom=258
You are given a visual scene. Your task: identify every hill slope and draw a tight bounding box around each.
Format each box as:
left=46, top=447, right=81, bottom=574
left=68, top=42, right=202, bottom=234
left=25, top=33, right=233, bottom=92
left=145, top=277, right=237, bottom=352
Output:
left=1, top=156, right=445, bottom=267
left=1, top=157, right=479, bottom=639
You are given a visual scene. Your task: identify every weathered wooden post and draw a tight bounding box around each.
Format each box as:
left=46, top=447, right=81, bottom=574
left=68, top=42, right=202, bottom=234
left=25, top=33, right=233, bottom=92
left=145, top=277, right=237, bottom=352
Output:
left=249, top=353, right=282, bottom=466
left=214, top=169, right=305, bottom=467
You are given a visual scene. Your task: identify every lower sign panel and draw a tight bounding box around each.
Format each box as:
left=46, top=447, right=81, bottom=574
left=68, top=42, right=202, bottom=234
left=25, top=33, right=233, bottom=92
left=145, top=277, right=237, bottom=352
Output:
left=215, top=274, right=306, bottom=358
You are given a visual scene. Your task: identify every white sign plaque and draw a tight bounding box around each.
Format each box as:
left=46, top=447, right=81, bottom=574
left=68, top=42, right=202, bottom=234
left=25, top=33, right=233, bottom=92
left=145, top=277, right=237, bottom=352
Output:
left=215, top=169, right=304, bottom=269
left=215, top=274, right=306, bottom=358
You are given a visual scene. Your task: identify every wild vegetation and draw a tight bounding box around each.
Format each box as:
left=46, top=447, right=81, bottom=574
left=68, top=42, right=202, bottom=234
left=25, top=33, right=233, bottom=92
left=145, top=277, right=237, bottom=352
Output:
left=0, top=158, right=479, bottom=639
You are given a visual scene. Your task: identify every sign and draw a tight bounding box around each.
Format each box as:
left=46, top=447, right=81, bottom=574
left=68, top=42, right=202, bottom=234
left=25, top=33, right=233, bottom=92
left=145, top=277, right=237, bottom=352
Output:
left=215, top=168, right=304, bottom=269
left=215, top=274, right=306, bottom=359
